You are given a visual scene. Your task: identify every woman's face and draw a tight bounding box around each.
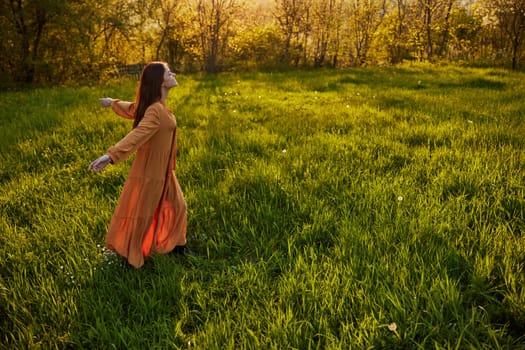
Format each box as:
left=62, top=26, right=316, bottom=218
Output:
left=163, top=66, right=178, bottom=89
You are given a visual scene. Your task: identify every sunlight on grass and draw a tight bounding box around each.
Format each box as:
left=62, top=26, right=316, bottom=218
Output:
left=1, top=66, right=524, bottom=348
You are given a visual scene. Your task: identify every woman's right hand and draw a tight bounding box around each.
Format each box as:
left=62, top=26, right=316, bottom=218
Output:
left=99, top=97, right=113, bottom=107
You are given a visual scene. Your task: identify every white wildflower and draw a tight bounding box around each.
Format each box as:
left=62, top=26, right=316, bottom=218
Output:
left=388, top=322, right=397, bottom=331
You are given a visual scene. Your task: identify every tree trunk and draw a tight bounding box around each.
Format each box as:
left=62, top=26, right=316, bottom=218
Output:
left=437, top=0, right=453, bottom=58
left=425, top=0, right=433, bottom=61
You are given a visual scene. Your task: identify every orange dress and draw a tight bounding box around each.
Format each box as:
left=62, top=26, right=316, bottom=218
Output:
left=105, top=100, right=187, bottom=268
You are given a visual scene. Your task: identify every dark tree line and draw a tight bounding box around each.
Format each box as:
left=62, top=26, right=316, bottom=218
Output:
left=1, top=0, right=524, bottom=85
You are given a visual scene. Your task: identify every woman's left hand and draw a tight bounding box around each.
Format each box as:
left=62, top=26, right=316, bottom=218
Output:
left=88, top=154, right=113, bottom=172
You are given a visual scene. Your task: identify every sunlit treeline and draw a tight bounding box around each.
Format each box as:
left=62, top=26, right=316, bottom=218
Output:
left=1, top=0, right=524, bottom=84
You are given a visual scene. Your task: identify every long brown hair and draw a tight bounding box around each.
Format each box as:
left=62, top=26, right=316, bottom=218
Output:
left=133, top=62, right=166, bottom=128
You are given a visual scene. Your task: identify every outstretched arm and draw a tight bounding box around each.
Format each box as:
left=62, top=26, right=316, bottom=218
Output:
left=99, top=97, right=135, bottom=120
left=88, top=104, right=161, bottom=173
left=106, top=105, right=160, bottom=163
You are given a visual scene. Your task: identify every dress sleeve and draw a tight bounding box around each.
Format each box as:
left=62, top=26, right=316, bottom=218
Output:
left=107, top=105, right=160, bottom=164
left=111, top=99, right=136, bottom=120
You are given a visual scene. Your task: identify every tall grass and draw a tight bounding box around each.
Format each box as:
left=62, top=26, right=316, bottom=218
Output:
left=1, top=65, right=524, bottom=349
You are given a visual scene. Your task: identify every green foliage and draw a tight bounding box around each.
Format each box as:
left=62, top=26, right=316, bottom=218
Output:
left=1, top=67, right=524, bottom=348
left=1, top=0, right=525, bottom=86
left=230, top=25, right=284, bottom=70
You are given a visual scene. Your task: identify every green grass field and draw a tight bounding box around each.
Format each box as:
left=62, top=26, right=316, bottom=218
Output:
left=1, top=65, right=524, bottom=349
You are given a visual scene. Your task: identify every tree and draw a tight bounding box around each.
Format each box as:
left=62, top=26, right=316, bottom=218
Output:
left=487, top=0, right=525, bottom=68
left=421, top=0, right=434, bottom=59
left=311, top=0, right=344, bottom=67
left=151, top=0, right=183, bottom=61
left=196, top=0, right=239, bottom=73
left=230, top=25, right=283, bottom=69
left=436, top=0, right=456, bottom=58
left=227, top=1, right=283, bottom=69
left=447, top=6, right=482, bottom=61
left=274, top=0, right=311, bottom=66
left=345, top=0, right=387, bottom=66
left=0, top=0, right=135, bottom=84
left=391, top=0, right=410, bottom=63
left=1, top=0, right=67, bottom=83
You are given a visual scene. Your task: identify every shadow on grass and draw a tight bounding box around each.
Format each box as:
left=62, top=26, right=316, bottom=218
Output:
left=341, top=213, right=523, bottom=348
left=70, top=253, right=187, bottom=349
left=436, top=78, right=506, bottom=90
left=425, top=231, right=524, bottom=343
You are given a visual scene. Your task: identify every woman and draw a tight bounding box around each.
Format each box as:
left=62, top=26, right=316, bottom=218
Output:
left=89, top=61, right=188, bottom=268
